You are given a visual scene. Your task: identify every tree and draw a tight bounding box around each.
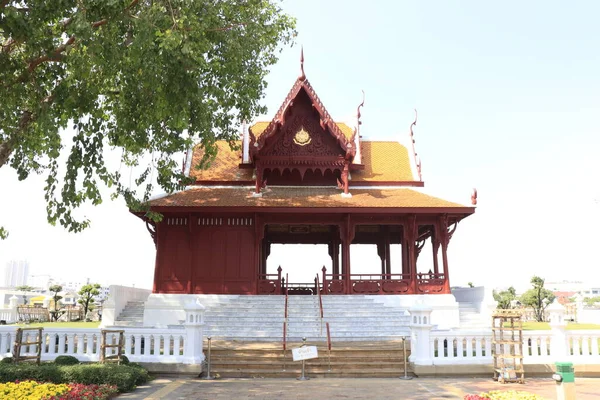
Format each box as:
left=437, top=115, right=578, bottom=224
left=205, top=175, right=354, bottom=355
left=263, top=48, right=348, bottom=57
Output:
left=584, top=296, right=600, bottom=307
left=48, top=284, right=64, bottom=322
left=493, top=286, right=517, bottom=309
left=78, top=283, right=101, bottom=318
left=0, top=1, right=296, bottom=236
left=15, top=285, right=34, bottom=305
left=519, top=276, right=556, bottom=322
left=467, top=282, right=474, bottom=288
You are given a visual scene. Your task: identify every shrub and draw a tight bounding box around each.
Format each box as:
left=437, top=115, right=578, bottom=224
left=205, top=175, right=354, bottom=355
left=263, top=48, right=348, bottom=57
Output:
left=0, top=357, right=13, bottom=364
left=0, top=363, right=149, bottom=393
left=54, top=355, right=80, bottom=366
left=120, top=355, right=130, bottom=365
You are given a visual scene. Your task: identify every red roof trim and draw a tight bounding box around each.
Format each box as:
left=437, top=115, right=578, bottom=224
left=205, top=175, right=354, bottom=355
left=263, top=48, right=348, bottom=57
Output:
left=250, top=78, right=354, bottom=160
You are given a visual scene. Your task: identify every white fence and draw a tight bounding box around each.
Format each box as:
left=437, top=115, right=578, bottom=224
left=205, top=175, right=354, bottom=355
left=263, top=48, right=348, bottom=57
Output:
left=427, top=329, right=600, bottom=366
left=0, top=299, right=206, bottom=367
left=0, top=327, right=187, bottom=363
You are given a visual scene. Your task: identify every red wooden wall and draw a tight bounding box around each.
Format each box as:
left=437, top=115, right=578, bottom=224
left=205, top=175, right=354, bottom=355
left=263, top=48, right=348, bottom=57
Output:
left=154, top=216, right=257, bottom=294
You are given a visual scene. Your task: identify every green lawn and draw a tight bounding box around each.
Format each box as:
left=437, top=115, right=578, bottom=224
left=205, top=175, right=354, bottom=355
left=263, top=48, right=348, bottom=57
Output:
left=510, top=322, right=600, bottom=330
left=16, top=321, right=100, bottom=328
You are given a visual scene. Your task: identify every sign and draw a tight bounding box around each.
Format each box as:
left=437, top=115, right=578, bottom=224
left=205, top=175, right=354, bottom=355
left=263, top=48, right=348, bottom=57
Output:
left=292, top=346, right=318, bottom=361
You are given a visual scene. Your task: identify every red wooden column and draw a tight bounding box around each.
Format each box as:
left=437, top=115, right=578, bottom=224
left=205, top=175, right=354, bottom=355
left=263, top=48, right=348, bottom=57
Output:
left=405, top=215, right=418, bottom=294
left=328, top=234, right=340, bottom=276
left=432, top=229, right=440, bottom=275
left=438, top=215, right=456, bottom=294
left=340, top=215, right=354, bottom=294
left=150, top=221, right=162, bottom=293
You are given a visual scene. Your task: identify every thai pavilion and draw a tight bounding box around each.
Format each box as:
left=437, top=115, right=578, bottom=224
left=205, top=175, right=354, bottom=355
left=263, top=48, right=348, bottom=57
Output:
left=137, top=54, right=476, bottom=311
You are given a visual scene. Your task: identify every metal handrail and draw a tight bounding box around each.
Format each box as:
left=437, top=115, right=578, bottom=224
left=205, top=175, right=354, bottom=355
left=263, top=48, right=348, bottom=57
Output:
left=326, top=322, right=332, bottom=371
left=282, top=273, right=289, bottom=371
left=316, top=273, right=323, bottom=336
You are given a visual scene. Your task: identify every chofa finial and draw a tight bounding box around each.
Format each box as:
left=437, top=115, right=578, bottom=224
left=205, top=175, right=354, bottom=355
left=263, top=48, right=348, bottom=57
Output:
left=409, top=109, right=422, bottom=181
left=471, top=188, right=478, bottom=206
left=357, top=90, right=365, bottom=126
left=299, top=46, right=305, bottom=80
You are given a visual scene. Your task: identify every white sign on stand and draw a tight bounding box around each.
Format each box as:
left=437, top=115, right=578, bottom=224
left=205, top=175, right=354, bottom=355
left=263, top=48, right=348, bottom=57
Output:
left=292, top=346, right=318, bottom=361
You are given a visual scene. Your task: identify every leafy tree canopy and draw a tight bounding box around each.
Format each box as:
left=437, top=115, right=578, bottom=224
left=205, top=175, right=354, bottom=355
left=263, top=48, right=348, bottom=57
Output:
left=77, top=283, right=101, bottom=316
left=519, top=276, right=556, bottom=322
left=584, top=296, right=600, bottom=306
left=493, top=286, right=517, bottom=309
left=1, top=0, right=296, bottom=235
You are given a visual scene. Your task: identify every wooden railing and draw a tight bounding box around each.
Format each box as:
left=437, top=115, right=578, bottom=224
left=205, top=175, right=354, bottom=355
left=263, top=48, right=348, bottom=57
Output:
left=257, top=266, right=282, bottom=295
left=416, top=272, right=446, bottom=293
left=322, top=273, right=412, bottom=294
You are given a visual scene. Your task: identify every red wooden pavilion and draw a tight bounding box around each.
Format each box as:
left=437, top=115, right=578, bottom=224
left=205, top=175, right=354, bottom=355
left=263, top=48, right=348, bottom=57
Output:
left=138, top=56, right=475, bottom=296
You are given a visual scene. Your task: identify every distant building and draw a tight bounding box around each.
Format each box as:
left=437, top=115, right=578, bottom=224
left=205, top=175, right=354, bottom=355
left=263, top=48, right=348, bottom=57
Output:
left=3, top=260, right=29, bottom=287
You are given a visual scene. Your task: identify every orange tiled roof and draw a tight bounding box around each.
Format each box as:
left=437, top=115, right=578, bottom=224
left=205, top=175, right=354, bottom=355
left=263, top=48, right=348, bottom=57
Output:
left=250, top=121, right=355, bottom=141
left=353, top=141, right=414, bottom=182
left=150, top=187, right=469, bottom=210
left=189, top=141, right=253, bottom=182
left=188, top=138, right=416, bottom=183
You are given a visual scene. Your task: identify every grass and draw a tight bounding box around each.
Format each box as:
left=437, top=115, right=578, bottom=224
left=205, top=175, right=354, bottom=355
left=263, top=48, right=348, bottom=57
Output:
left=506, top=322, right=600, bottom=330
left=16, top=321, right=101, bottom=329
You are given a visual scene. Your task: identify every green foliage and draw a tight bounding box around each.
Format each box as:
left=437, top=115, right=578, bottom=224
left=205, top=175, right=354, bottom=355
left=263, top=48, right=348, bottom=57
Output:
left=584, top=296, right=600, bottom=306
left=0, top=227, right=8, bottom=239
left=54, top=355, right=79, bottom=366
left=0, top=362, right=149, bottom=393
left=493, top=287, right=516, bottom=309
left=519, top=276, right=556, bottom=322
left=77, top=283, right=101, bottom=316
left=48, top=284, right=64, bottom=321
left=120, top=355, right=130, bottom=365
left=0, top=1, right=296, bottom=234
left=0, top=357, right=13, bottom=364
left=467, top=282, right=474, bottom=288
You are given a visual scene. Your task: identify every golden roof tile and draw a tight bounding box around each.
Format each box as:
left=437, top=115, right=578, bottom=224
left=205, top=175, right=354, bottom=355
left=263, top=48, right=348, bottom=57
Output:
left=150, top=187, right=469, bottom=210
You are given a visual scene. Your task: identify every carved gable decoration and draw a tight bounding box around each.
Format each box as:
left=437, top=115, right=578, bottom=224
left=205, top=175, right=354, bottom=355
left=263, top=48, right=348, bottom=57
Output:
left=258, top=89, right=346, bottom=159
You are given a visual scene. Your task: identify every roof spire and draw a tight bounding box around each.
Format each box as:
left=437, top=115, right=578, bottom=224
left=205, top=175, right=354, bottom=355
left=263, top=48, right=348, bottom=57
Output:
left=299, top=46, right=306, bottom=80
left=357, top=90, right=365, bottom=128
left=409, top=109, right=422, bottom=181
left=471, top=188, right=478, bottom=206
left=353, top=90, right=365, bottom=164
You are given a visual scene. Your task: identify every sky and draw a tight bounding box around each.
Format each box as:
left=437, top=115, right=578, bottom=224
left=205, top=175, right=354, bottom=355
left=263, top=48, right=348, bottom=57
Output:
left=1, top=0, right=600, bottom=293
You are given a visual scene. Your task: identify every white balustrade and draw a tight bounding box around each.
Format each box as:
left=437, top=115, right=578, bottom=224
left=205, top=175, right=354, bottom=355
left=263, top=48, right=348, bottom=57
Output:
left=425, top=329, right=600, bottom=366
left=0, top=327, right=193, bottom=364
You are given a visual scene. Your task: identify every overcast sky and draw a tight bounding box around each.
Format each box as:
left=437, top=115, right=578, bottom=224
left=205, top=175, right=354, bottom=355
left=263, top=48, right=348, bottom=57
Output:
left=1, top=1, right=600, bottom=293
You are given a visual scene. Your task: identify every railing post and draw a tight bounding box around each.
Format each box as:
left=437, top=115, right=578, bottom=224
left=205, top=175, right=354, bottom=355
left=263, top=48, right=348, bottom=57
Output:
left=183, top=298, right=205, bottom=370
left=409, top=301, right=433, bottom=367
left=322, top=266, right=327, bottom=295
left=548, top=301, right=568, bottom=359
left=277, top=266, right=282, bottom=294
left=9, top=295, right=18, bottom=323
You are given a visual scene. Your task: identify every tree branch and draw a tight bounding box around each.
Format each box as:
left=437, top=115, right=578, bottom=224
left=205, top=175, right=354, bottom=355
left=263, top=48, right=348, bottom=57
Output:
left=27, top=36, right=74, bottom=72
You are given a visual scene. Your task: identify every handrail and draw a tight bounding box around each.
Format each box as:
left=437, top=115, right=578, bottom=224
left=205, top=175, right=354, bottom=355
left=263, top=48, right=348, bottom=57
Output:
left=316, top=273, right=323, bottom=336
left=326, top=322, right=332, bottom=371
left=282, top=272, right=289, bottom=371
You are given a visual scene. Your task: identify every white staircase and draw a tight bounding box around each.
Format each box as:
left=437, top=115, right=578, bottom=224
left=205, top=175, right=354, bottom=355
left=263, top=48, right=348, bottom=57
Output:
left=203, top=295, right=410, bottom=341
left=113, top=301, right=145, bottom=327
left=458, top=303, right=489, bottom=328
left=113, top=295, right=412, bottom=340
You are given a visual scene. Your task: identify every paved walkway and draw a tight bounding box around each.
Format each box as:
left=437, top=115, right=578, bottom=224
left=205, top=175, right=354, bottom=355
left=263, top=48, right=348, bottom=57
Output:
left=118, top=376, right=599, bottom=399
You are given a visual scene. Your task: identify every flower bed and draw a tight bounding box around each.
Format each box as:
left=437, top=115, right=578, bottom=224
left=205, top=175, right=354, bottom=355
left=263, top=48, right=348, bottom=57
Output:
left=0, top=381, right=117, bottom=399
left=465, top=391, right=546, bottom=400
left=0, top=363, right=149, bottom=393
